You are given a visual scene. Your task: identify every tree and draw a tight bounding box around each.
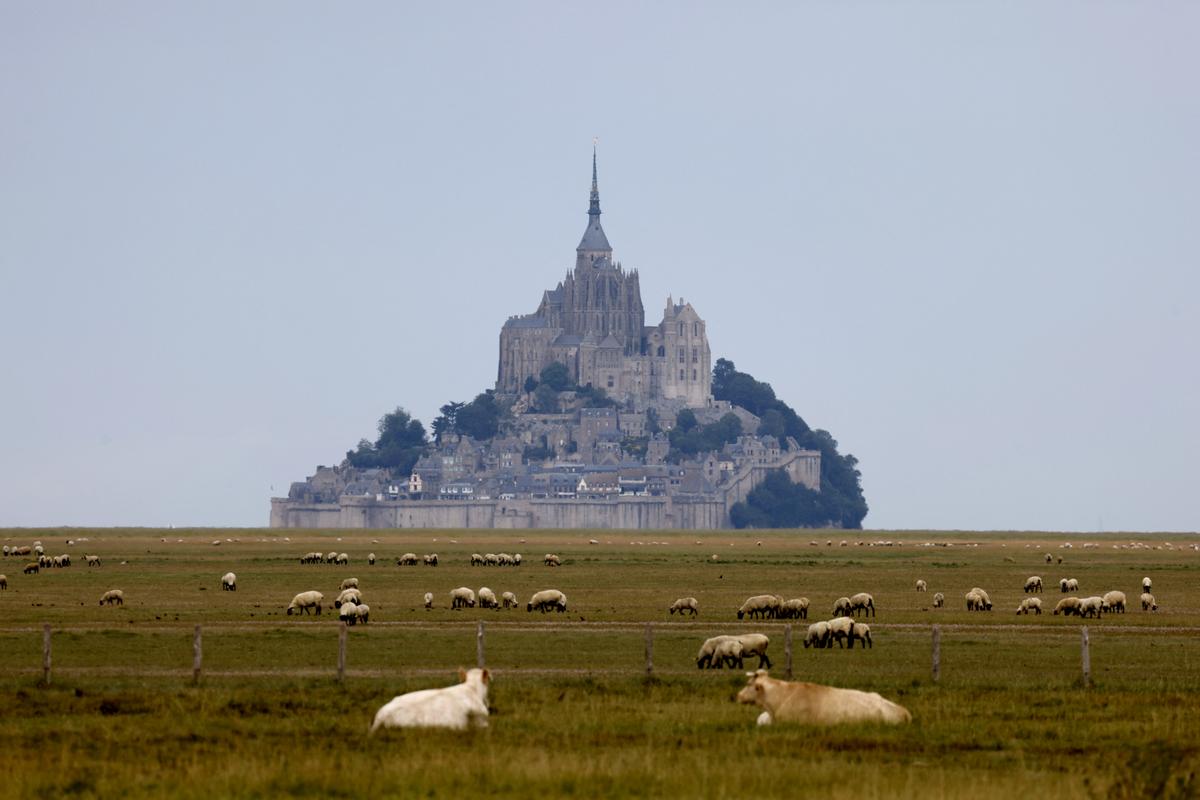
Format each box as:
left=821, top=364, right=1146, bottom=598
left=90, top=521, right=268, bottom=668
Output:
left=675, top=408, right=698, bottom=433
left=431, top=401, right=464, bottom=444
left=533, top=383, right=560, bottom=413
left=346, top=407, right=429, bottom=476
left=523, top=375, right=539, bottom=394
left=540, top=362, right=571, bottom=392
left=454, top=391, right=501, bottom=440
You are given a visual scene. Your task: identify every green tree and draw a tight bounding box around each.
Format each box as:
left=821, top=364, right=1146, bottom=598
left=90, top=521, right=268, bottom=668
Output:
left=454, top=391, right=501, bottom=440
left=533, top=383, right=560, bottom=413
left=346, top=407, right=429, bottom=476
left=523, top=375, right=539, bottom=394
left=675, top=408, right=698, bottom=432
left=540, top=362, right=571, bottom=391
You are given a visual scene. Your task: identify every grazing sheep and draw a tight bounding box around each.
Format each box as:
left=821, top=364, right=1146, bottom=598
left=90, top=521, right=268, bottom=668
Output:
left=424, top=592, right=434, bottom=610
left=1, top=545, right=7, bottom=556
left=826, top=616, right=856, bottom=648
left=965, top=589, right=989, bottom=612
left=1024, top=576, right=1043, bottom=593
left=1142, top=577, right=1152, bottom=593
left=737, top=670, right=911, bottom=726
left=23, top=562, right=39, bottom=575
left=339, top=578, right=360, bottom=591
left=470, top=553, right=484, bottom=566
left=484, top=553, right=499, bottom=566
left=513, top=554, right=522, bottom=566
left=915, top=579, right=927, bottom=592
left=335, top=588, right=363, bottom=609
left=669, top=597, right=699, bottom=616
left=848, top=622, right=873, bottom=649
left=849, top=593, right=875, bottom=618
left=396, top=553, right=417, bottom=566
left=696, top=634, right=771, bottom=669
left=85, top=555, right=101, bottom=567
left=712, top=637, right=747, bottom=669
left=478, top=587, right=499, bottom=609
left=832, top=597, right=852, bottom=618
left=932, top=592, right=945, bottom=608
left=287, top=590, right=324, bottom=616
left=1140, top=592, right=1157, bottom=611
left=325, top=551, right=338, bottom=564
left=221, top=572, right=237, bottom=591
left=737, top=594, right=781, bottom=620
left=423, top=554, right=439, bottom=566
left=1016, top=597, right=1043, bottom=615
left=1053, top=597, right=1082, bottom=616
left=543, top=554, right=561, bottom=567
left=0, top=575, right=7, bottom=590
left=355, top=603, right=370, bottom=624
left=1101, top=591, right=1127, bottom=614
left=779, top=598, right=809, bottom=620
left=336, top=553, right=349, bottom=565
left=370, top=668, right=491, bottom=732
left=502, top=591, right=519, bottom=609
left=1060, top=577, right=1079, bottom=593
left=368, top=553, right=376, bottom=566
left=527, top=589, right=567, bottom=613
left=339, top=601, right=359, bottom=625
left=803, top=621, right=831, bottom=649
left=11, top=546, right=31, bottom=557
left=496, top=553, right=514, bottom=566
left=1045, top=553, right=1053, bottom=563
left=1078, top=596, right=1104, bottom=618
left=34, top=545, right=44, bottom=556
left=451, top=587, right=477, bottom=609
left=99, top=589, right=125, bottom=606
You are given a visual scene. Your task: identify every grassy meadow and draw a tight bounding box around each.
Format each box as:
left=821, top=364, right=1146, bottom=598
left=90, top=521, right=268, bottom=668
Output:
left=1, top=527, right=1198, bottom=799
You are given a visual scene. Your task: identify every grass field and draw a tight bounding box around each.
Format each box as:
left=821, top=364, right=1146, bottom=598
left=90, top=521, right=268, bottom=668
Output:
left=1, top=527, right=1198, bottom=799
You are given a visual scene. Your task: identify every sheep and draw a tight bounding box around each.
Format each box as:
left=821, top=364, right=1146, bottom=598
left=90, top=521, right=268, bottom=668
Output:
left=669, top=597, right=699, bottom=616
left=1060, top=577, right=1079, bottom=592
left=696, top=634, right=771, bottom=669
left=932, top=592, right=945, bottom=608
left=99, top=589, right=124, bottom=606
left=543, top=553, right=561, bottom=567
left=0, top=575, right=6, bottom=591
left=423, top=554, right=439, bottom=566
left=1024, top=576, right=1043, bottom=593
left=915, top=579, right=927, bottom=592
left=1140, top=592, right=1157, bottom=611
left=1045, top=553, right=1053, bottom=563
left=826, top=616, right=856, bottom=648
left=451, top=587, right=477, bottom=609
left=287, top=590, right=324, bottom=616
left=1053, top=597, right=1082, bottom=616
left=336, top=553, right=349, bottom=565
left=1016, top=597, right=1043, bottom=615
left=11, top=546, right=31, bottom=557
left=849, top=592, right=875, bottom=617
left=424, top=592, right=434, bottom=610
left=496, top=553, right=513, bottom=566
left=779, top=598, right=809, bottom=620
left=484, top=553, right=499, bottom=566
left=335, top=588, right=363, bottom=608
left=478, top=587, right=499, bottom=609
left=502, top=591, right=519, bottom=609
left=368, top=553, right=376, bottom=566
left=1078, top=596, right=1104, bottom=618
left=85, top=555, right=101, bottom=567
left=832, top=597, right=852, bottom=618
left=339, top=578, right=360, bottom=591
left=370, top=668, right=491, bottom=732
left=965, top=589, right=992, bottom=612
left=737, top=670, right=911, bottom=726
left=221, top=572, right=237, bottom=591
left=355, top=603, right=370, bottom=624
left=803, top=621, right=831, bottom=649
left=1142, top=577, right=1152, bottom=593
left=712, top=637, right=746, bottom=668
left=34, top=545, right=44, bottom=556
left=527, top=589, right=567, bottom=613
left=848, top=622, right=873, bottom=649
left=737, top=595, right=780, bottom=620
left=470, top=553, right=484, bottom=566
left=397, top=553, right=418, bottom=566
left=1101, top=590, right=1126, bottom=614
left=513, top=554, right=522, bottom=566
left=1, top=545, right=7, bottom=556
left=339, top=601, right=359, bottom=626
left=23, top=562, right=39, bottom=575
left=325, top=551, right=338, bottom=564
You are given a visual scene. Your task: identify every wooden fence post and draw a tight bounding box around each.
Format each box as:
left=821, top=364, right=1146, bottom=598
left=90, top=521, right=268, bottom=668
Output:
left=644, top=623, right=654, bottom=676
left=476, top=621, right=485, bottom=668
left=1081, top=626, right=1090, bottom=687
left=931, top=625, right=941, bottom=683
left=193, top=625, right=202, bottom=683
left=784, top=624, right=793, bottom=679
left=42, top=624, right=51, bottom=685
left=337, top=622, right=347, bottom=682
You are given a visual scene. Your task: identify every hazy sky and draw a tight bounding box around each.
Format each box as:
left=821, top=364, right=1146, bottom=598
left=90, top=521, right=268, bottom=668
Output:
left=2, top=3, right=1197, bottom=532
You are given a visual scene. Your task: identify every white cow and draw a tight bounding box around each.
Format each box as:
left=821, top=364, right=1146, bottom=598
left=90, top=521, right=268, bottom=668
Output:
left=369, top=668, right=491, bottom=732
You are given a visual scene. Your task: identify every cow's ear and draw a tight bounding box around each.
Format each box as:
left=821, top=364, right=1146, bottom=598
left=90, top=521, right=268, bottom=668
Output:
left=481, top=668, right=491, bottom=684
left=459, top=667, right=467, bottom=682
left=745, top=672, right=756, bottom=678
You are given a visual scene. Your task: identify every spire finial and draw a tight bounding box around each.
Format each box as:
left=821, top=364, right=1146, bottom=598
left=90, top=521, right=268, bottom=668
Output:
left=588, top=138, right=601, bottom=216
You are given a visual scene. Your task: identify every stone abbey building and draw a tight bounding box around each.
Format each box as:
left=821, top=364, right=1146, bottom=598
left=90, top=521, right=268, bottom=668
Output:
left=497, top=151, right=711, bottom=409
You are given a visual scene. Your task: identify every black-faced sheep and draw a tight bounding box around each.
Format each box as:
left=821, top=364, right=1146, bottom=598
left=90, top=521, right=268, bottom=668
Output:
left=424, top=592, right=434, bottom=609
left=1140, top=592, right=1157, bottom=611
left=833, top=597, right=852, bottom=618
left=0, top=575, right=7, bottom=590
left=1078, top=596, right=1104, bottom=618
left=1142, top=577, right=1152, bottom=593
left=355, top=603, right=370, bottom=624
left=470, top=553, right=484, bottom=566
left=23, top=562, right=38, bottom=575
left=368, top=553, right=376, bottom=566
left=335, top=588, right=362, bottom=609
left=1101, top=591, right=1126, bottom=614
left=287, top=590, right=324, bottom=615
left=221, top=572, right=236, bottom=591
left=848, top=622, right=873, bottom=649
left=915, top=579, right=927, bottom=592
left=85, top=555, right=101, bottom=567
left=478, top=587, right=499, bottom=609
left=451, top=587, right=477, bottom=609
left=779, top=598, right=809, bottom=620
left=803, top=621, right=831, bottom=649
left=932, top=592, right=945, bottom=608
left=502, top=591, right=519, bottom=609
left=1016, top=597, right=1043, bottom=615
left=1053, top=596, right=1081, bottom=616
left=336, top=553, right=349, bottom=565
left=526, top=589, right=566, bottom=613
left=397, top=553, right=418, bottom=566
left=737, top=595, right=780, bottom=620
left=849, top=592, right=875, bottom=617
left=696, top=634, right=771, bottom=669
left=543, top=554, right=561, bottom=567
left=339, top=578, right=359, bottom=591
left=1024, top=576, right=1043, bottom=593
left=339, top=601, right=359, bottom=625
left=99, top=589, right=124, bottom=606
left=669, top=597, right=699, bottom=616
left=325, top=551, right=338, bottom=565
left=826, top=616, right=855, bottom=648
left=424, top=554, right=439, bottom=566
left=1060, top=577, right=1079, bottom=593
left=965, top=587, right=992, bottom=611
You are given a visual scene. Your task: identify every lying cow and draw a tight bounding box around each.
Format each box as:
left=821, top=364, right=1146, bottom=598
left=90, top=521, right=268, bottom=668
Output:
left=369, top=668, right=490, bottom=732
left=736, top=670, right=911, bottom=726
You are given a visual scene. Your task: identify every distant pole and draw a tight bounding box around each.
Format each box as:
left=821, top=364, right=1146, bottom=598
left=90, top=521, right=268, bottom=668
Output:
left=784, top=625, right=793, bottom=679
left=644, top=623, right=654, bottom=676
left=337, top=622, right=347, bottom=682
left=1081, top=627, right=1090, bottom=687
left=193, top=625, right=202, bottom=683
left=476, top=621, right=485, bottom=668
left=932, top=625, right=941, bottom=683
left=42, top=624, right=51, bottom=685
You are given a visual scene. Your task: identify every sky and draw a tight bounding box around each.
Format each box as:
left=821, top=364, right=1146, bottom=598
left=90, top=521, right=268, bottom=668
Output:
left=1, top=3, right=1197, bottom=532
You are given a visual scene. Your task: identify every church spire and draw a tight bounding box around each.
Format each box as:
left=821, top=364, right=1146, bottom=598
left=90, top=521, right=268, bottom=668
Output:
left=588, top=141, right=601, bottom=217
left=577, top=139, right=612, bottom=259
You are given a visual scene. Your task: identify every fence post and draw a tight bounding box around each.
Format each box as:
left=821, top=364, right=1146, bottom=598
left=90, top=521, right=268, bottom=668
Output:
left=337, top=622, right=347, bottom=682
left=42, top=624, right=51, bottom=685
left=784, top=624, right=793, bottom=679
left=193, top=625, right=202, bottom=683
left=931, top=625, right=941, bottom=683
left=644, top=623, right=654, bottom=676
left=476, top=621, right=485, bottom=668
left=1081, top=626, right=1090, bottom=687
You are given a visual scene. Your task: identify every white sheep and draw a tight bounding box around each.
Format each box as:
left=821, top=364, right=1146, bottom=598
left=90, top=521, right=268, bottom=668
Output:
left=484, top=553, right=499, bottom=566
left=849, top=592, right=875, bottom=617
left=0, top=574, right=7, bottom=591
left=711, top=637, right=746, bottom=668
left=339, top=578, right=360, bottom=591
left=424, top=592, right=434, bottom=610
left=513, top=554, right=522, bottom=566
left=737, top=670, right=911, bottom=726
left=1140, top=592, right=1157, bottom=611
left=543, top=553, right=561, bottom=567
left=779, top=598, right=810, bottom=620
left=370, top=668, right=491, bottom=732
left=397, top=553, right=418, bottom=566
left=221, top=572, right=237, bottom=591
left=826, top=616, right=855, bottom=648
left=502, top=591, right=519, bottom=609
left=85, top=555, right=101, bottom=567
left=335, top=588, right=362, bottom=608
left=424, top=554, right=439, bottom=566
left=527, top=589, right=567, bottom=613
left=99, top=589, right=124, bottom=606
left=1142, top=576, right=1152, bottom=593
left=339, top=600, right=359, bottom=625
left=832, top=596, right=852, bottom=617
left=336, top=553, right=349, bottom=565
left=737, top=595, right=780, bottom=620
left=848, top=622, right=873, bottom=649
left=478, top=587, right=499, bottom=609
left=368, top=553, right=376, bottom=565
left=696, top=634, right=771, bottom=669
left=915, top=579, right=927, bottom=592
left=932, top=592, right=945, bottom=608
left=23, top=562, right=39, bottom=575
left=1101, top=591, right=1126, bottom=614
left=287, top=590, right=324, bottom=616
left=803, top=621, right=831, bottom=649
left=451, top=587, right=477, bottom=609
left=1053, top=596, right=1082, bottom=616
left=965, top=588, right=992, bottom=611
left=1060, top=577, right=1079, bottom=593
left=355, top=603, right=370, bottom=625
left=1024, top=576, right=1043, bottom=593
left=669, top=597, right=699, bottom=616
left=470, top=553, right=484, bottom=566
left=325, top=551, right=338, bottom=564
left=1016, top=597, right=1043, bottom=615
left=1078, top=596, right=1104, bottom=618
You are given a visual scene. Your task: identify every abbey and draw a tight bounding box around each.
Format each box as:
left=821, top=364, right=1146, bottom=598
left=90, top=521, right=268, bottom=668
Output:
left=497, top=151, right=711, bottom=409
